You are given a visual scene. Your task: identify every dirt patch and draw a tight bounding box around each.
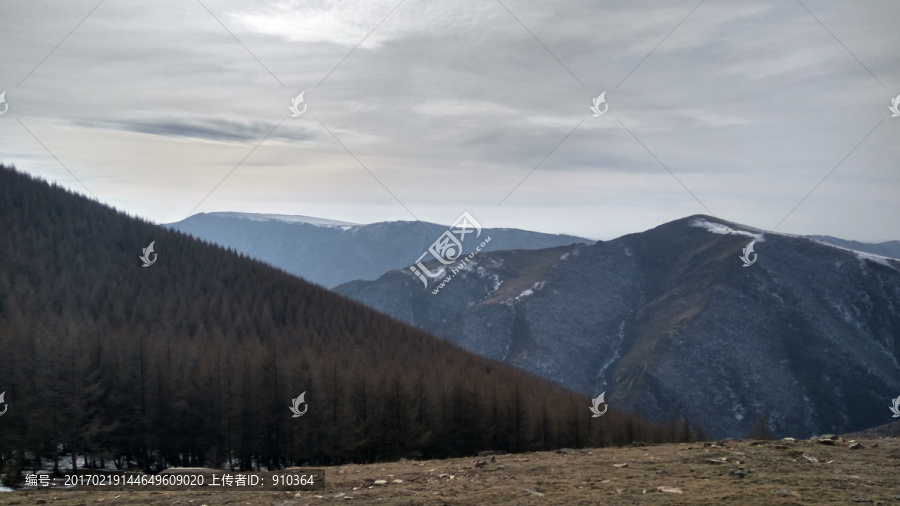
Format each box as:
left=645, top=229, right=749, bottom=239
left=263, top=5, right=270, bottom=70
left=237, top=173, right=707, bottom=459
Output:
left=478, top=246, right=571, bottom=305
left=5, top=437, right=900, bottom=505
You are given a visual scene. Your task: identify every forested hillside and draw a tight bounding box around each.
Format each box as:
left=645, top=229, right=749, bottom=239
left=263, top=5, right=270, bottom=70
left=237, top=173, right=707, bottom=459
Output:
left=0, top=164, right=681, bottom=477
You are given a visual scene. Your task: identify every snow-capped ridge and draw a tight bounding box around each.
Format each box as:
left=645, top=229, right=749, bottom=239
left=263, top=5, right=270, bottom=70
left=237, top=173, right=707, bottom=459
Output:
left=807, top=237, right=899, bottom=265
left=204, top=212, right=360, bottom=227
left=689, top=218, right=765, bottom=241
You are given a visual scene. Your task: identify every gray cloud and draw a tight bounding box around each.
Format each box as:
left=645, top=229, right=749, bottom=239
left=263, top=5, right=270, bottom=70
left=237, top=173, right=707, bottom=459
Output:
left=70, top=117, right=319, bottom=144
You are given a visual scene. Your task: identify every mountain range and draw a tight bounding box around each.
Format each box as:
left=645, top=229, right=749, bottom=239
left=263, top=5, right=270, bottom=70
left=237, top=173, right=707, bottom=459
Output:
left=4, top=159, right=897, bottom=461
left=165, top=212, right=588, bottom=288
left=336, top=216, right=900, bottom=439
left=0, top=164, right=673, bottom=473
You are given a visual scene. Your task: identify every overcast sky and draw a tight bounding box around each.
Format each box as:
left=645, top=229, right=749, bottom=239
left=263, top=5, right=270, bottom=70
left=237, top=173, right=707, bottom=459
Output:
left=1, top=0, right=898, bottom=241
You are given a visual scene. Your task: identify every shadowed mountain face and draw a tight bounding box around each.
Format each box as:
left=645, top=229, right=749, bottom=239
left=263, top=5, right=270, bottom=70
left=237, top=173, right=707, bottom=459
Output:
left=165, top=212, right=588, bottom=288
left=337, top=216, right=900, bottom=439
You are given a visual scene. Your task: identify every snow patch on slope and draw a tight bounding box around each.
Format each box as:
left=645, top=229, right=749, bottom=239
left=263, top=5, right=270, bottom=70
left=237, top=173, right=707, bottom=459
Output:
left=489, top=275, right=502, bottom=293
left=512, top=282, right=546, bottom=301
left=803, top=237, right=898, bottom=271
left=594, top=319, right=628, bottom=389
left=856, top=252, right=895, bottom=268
left=459, top=259, right=479, bottom=272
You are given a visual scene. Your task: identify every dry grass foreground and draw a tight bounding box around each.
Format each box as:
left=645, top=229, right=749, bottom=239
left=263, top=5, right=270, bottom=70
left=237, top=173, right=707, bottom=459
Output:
left=4, top=437, right=899, bottom=505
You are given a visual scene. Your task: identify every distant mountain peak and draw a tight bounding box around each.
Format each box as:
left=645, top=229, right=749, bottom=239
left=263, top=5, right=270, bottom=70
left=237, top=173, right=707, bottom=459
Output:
left=166, top=212, right=589, bottom=288
left=196, top=211, right=361, bottom=227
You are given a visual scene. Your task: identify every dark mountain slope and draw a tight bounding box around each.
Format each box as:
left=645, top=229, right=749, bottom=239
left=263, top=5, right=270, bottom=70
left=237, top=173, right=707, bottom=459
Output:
left=0, top=164, right=672, bottom=475
left=164, top=212, right=588, bottom=288
left=337, top=216, right=900, bottom=439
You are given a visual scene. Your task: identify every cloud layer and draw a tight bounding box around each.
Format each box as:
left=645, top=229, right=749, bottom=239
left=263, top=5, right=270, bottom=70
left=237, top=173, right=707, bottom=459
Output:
left=0, top=0, right=898, bottom=241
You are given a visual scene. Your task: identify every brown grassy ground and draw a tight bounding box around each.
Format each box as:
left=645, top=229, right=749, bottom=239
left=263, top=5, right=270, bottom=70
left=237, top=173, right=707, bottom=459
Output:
left=4, top=437, right=899, bottom=505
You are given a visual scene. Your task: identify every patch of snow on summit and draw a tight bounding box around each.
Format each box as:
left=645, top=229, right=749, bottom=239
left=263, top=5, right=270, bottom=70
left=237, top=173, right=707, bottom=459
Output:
left=689, top=219, right=764, bottom=241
